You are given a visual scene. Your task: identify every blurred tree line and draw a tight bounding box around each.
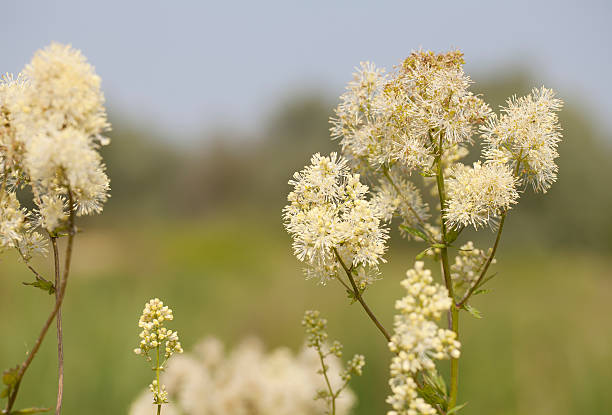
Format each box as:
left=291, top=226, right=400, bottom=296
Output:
left=100, top=71, right=612, bottom=252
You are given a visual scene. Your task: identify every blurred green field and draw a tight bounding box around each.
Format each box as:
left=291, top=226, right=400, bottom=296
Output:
left=1, top=211, right=610, bottom=415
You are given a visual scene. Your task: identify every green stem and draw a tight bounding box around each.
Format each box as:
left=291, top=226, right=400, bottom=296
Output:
left=6, top=194, right=76, bottom=414
left=51, top=237, right=64, bottom=415
left=317, top=345, right=336, bottom=415
left=156, top=345, right=162, bottom=415
left=456, top=213, right=506, bottom=308
left=333, top=248, right=391, bottom=343
left=434, top=133, right=459, bottom=409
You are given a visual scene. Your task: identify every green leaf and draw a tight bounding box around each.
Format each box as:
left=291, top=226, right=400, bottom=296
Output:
left=9, top=407, right=51, bottom=414
left=418, top=372, right=447, bottom=407
left=345, top=289, right=358, bottom=305
left=430, top=243, right=447, bottom=249
left=464, top=304, right=483, bottom=319
left=2, top=366, right=20, bottom=387
left=415, top=247, right=431, bottom=260
left=22, top=277, right=55, bottom=295
left=447, top=402, right=468, bottom=414
left=399, top=225, right=428, bottom=241
left=473, top=289, right=492, bottom=296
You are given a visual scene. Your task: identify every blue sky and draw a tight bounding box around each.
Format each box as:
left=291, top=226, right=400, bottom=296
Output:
left=2, top=0, right=610, bottom=139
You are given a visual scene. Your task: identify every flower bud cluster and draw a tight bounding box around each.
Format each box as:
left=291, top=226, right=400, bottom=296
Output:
left=302, top=310, right=366, bottom=413
left=451, top=241, right=495, bottom=294
left=283, top=153, right=389, bottom=285
left=134, top=298, right=183, bottom=406
left=135, top=298, right=183, bottom=360
left=387, top=262, right=460, bottom=415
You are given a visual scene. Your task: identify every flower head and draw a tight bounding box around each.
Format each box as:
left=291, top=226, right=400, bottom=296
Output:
left=444, top=161, right=519, bottom=229
left=482, top=87, right=563, bottom=193
left=283, top=153, right=388, bottom=285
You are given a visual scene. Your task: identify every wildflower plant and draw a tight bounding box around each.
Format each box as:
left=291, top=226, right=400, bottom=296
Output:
left=283, top=49, right=563, bottom=413
left=134, top=298, right=183, bottom=415
left=302, top=310, right=365, bottom=415
left=1, top=43, right=110, bottom=415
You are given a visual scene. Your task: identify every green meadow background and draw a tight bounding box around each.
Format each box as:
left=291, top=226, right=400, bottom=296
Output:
left=1, top=74, right=611, bottom=415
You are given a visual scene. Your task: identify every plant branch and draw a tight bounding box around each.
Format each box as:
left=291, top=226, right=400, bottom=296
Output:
left=456, top=160, right=521, bottom=309
left=316, top=345, right=336, bottom=415
left=333, top=248, right=391, bottom=343
left=456, top=214, right=506, bottom=309
left=50, top=236, right=64, bottom=415
left=5, top=193, right=76, bottom=414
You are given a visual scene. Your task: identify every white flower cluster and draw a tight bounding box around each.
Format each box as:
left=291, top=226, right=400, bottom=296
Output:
left=444, top=161, right=519, bottom=230
left=387, top=262, right=460, bottom=415
left=451, top=241, right=495, bottom=294
left=482, top=87, right=563, bottom=193
left=129, top=337, right=356, bottom=415
left=331, top=51, right=490, bottom=173
left=134, top=298, right=183, bottom=360
left=0, top=43, right=110, bottom=256
left=282, top=152, right=389, bottom=285
left=134, top=298, right=183, bottom=405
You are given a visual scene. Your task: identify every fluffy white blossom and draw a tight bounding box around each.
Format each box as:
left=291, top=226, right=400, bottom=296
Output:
left=387, top=262, right=460, bottom=415
left=331, top=51, right=490, bottom=174
left=19, top=42, right=109, bottom=140
left=444, top=161, right=519, bottom=229
left=24, top=127, right=109, bottom=215
left=36, top=194, right=67, bottom=233
left=283, top=152, right=389, bottom=285
left=0, top=192, right=28, bottom=249
left=129, top=337, right=356, bottom=415
left=1, top=43, right=111, bottom=261
left=481, top=87, right=563, bottom=193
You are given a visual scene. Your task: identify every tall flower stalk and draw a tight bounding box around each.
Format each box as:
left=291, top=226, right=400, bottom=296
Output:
left=134, top=298, right=183, bottom=415
left=0, top=43, right=110, bottom=414
left=283, top=49, right=563, bottom=414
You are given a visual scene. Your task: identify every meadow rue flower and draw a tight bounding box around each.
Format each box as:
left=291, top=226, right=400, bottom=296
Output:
left=19, top=42, right=109, bottom=140
left=331, top=51, right=491, bottom=175
left=1, top=42, right=111, bottom=260
left=129, top=336, right=357, bottom=415
left=283, top=152, right=389, bottom=285
left=387, top=261, right=460, bottom=415
left=135, top=298, right=183, bottom=405
left=481, top=87, right=563, bottom=193
left=0, top=192, right=28, bottom=249
left=444, top=161, right=519, bottom=230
